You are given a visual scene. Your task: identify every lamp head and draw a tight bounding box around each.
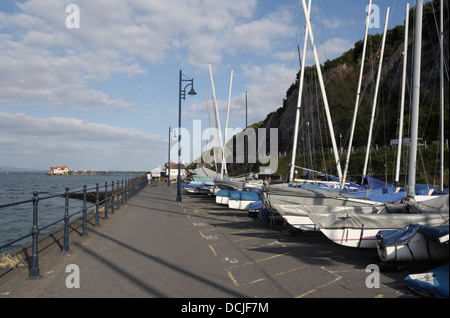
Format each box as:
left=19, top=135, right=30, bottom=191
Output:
left=188, top=86, right=197, bottom=96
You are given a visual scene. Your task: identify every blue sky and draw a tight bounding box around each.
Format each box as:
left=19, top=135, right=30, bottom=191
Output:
left=0, top=0, right=427, bottom=171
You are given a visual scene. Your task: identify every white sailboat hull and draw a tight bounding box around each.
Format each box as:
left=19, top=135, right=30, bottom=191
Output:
left=267, top=186, right=383, bottom=232
left=228, top=199, right=256, bottom=210
left=216, top=195, right=229, bottom=205
left=377, top=231, right=449, bottom=262
left=376, top=223, right=449, bottom=262
left=280, top=214, right=319, bottom=231
left=306, top=197, right=449, bottom=248
left=319, top=227, right=382, bottom=248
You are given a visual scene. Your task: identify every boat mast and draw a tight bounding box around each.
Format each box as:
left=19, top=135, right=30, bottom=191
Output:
left=341, top=0, right=373, bottom=189
left=300, top=0, right=343, bottom=182
left=205, top=90, right=218, bottom=172
left=407, top=0, right=423, bottom=201
left=222, top=69, right=233, bottom=178
left=394, top=3, right=410, bottom=190
left=289, top=0, right=311, bottom=185
left=208, top=63, right=226, bottom=179
left=361, top=7, right=390, bottom=184
left=439, top=0, right=444, bottom=193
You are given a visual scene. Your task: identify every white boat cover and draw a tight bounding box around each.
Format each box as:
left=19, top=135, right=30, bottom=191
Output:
left=306, top=194, right=449, bottom=231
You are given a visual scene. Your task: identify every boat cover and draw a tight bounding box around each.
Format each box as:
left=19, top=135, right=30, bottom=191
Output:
left=229, top=191, right=261, bottom=201
left=305, top=195, right=449, bottom=230
left=190, top=167, right=219, bottom=178
left=249, top=201, right=263, bottom=211
left=364, top=176, right=392, bottom=189
left=216, top=189, right=232, bottom=197
left=259, top=208, right=280, bottom=218
left=404, top=262, right=449, bottom=298
left=376, top=224, right=449, bottom=247
left=183, top=183, right=211, bottom=189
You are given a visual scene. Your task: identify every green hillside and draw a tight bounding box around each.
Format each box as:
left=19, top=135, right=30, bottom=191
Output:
left=193, top=0, right=449, bottom=188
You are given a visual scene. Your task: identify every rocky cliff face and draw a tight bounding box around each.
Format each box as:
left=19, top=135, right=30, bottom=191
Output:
left=260, top=0, right=448, bottom=158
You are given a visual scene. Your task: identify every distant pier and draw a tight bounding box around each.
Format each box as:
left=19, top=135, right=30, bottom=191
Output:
left=67, top=170, right=145, bottom=176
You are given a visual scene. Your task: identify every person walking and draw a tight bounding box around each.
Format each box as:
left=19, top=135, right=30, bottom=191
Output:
left=147, top=172, right=152, bottom=185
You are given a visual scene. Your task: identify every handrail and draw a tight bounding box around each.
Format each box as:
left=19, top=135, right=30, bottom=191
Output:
left=0, top=174, right=147, bottom=278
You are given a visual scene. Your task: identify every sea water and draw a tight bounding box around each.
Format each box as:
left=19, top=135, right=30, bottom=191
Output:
left=0, top=171, right=142, bottom=255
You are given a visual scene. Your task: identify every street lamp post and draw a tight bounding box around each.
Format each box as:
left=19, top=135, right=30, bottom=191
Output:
left=177, top=70, right=196, bottom=202
left=167, top=126, right=171, bottom=187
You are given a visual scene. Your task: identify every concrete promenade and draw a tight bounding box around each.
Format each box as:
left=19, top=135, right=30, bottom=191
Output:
left=0, top=183, right=435, bottom=300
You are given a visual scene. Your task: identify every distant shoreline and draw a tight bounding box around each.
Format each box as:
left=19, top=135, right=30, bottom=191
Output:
left=0, top=168, right=45, bottom=173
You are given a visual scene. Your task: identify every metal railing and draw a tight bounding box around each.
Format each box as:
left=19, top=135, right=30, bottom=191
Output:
left=0, top=174, right=147, bottom=278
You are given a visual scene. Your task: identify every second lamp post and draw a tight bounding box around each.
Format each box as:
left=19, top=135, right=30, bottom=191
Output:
left=176, top=70, right=196, bottom=202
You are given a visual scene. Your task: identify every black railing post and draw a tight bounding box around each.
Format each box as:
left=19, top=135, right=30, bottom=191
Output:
left=116, top=180, right=120, bottom=210
left=121, top=180, right=124, bottom=205
left=82, top=185, right=87, bottom=236
left=30, top=191, right=40, bottom=279
left=104, top=182, right=108, bottom=219
left=63, top=187, right=70, bottom=252
left=95, top=183, right=99, bottom=226
left=125, top=179, right=129, bottom=202
left=111, top=181, right=115, bottom=214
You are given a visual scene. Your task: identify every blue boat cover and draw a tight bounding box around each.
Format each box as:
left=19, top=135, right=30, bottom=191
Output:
left=258, top=208, right=280, bottom=217
left=404, top=262, right=449, bottom=298
left=249, top=201, right=263, bottom=210
left=377, top=224, right=449, bottom=246
left=364, top=176, right=392, bottom=189
left=183, top=183, right=211, bottom=189
left=217, top=189, right=232, bottom=197
left=229, top=191, right=261, bottom=201
left=376, top=224, right=421, bottom=246
left=421, top=225, right=449, bottom=244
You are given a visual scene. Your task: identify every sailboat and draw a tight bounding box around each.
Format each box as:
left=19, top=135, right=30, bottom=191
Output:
left=376, top=223, right=449, bottom=262
left=306, top=1, right=449, bottom=248
left=375, top=0, right=449, bottom=260
left=266, top=0, right=384, bottom=230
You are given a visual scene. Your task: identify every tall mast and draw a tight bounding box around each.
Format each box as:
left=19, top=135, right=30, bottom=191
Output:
left=205, top=90, right=218, bottom=172
left=301, top=0, right=343, bottom=182
left=208, top=63, right=226, bottom=179
left=439, top=0, right=444, bottom=192
left=361, top=7, right=390, bottom=183
left=341, top=0, right=373, bottom=189
left=289, top=0, right=311, bottom=184
left=222, top=69, right=233, bottom=178
left=407, top=0, right=423, bottom=201
left=394, top=3, right=410, bottom=189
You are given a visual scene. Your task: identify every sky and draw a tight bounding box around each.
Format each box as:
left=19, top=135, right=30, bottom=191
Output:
left=0, top=0, right=429, bottom=172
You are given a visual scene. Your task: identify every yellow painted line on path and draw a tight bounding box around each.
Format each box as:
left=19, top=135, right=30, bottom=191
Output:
left=227, top=271, right=239, bottom=287
left=226, top=252, right=290, bottom=271
left=231, top=235, right=264, bottom=243
left=243, top=252, right=290, bottom=266
left=209, top=245, right=218, bottom=256
left=247, top=266, right=306, bottom=286
left=295, top=277, right=341, bottom=298
left=243, top=242, right=277, bottom=251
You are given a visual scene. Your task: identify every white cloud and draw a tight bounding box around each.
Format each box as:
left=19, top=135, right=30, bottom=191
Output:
left=0, top=112, right=167, bottom=170
left=0, top=0, right=302, bottom=169
left=0, top=112, right=161, bottom=142
left=1, top=0, right=288, bottom=110
left=321, top=16, right=356, bottom=32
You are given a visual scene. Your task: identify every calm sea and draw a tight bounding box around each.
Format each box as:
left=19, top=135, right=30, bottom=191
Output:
left=0, top=171, right=142, bottom=255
